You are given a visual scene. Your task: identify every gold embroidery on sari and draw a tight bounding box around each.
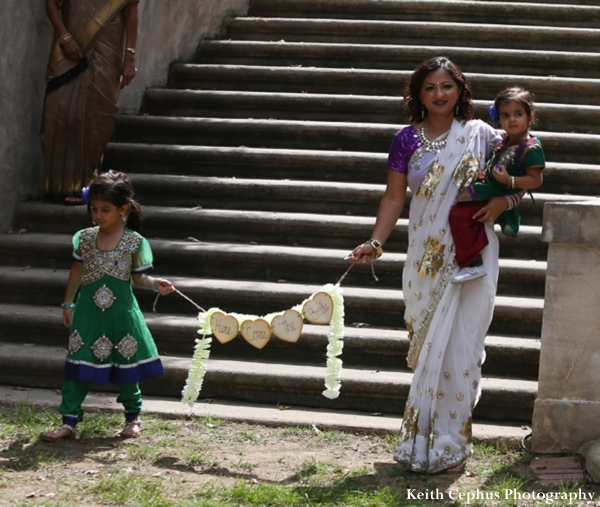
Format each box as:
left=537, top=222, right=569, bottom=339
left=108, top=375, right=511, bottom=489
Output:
left=399, top=405, right=421, bottom=443
left=406, top=262, right=456, bottom=370
left=418, top=237, right=446, bottom=279
left=428, top=418, right=439, bottom=449
left=416, top=159, right=444, bottom=200
left=452, top=153, right=480, bottom=192
left=459, top=417, right=473, bottom=444
left=405, top=320, right=414, bottom=342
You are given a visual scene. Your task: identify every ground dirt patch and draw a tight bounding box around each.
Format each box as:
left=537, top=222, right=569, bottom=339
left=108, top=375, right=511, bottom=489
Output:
left=0, top=403, right=599, bottom=506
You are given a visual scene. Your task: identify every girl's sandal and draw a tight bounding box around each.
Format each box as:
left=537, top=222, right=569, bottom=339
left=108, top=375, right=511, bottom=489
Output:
left=42, top=424, right=76, bottom=442
left=119, top=418, right=143, bottom=438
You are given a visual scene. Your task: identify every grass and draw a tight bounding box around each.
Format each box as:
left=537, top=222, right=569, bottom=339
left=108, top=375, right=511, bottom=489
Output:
left=0, top=402, right=599, bottom=506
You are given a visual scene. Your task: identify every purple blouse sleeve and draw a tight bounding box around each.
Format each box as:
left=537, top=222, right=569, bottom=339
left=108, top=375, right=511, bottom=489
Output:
left=386, top=126, right=419, bottom=175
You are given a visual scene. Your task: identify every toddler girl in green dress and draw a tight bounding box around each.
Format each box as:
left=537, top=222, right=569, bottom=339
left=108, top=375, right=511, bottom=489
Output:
left=43, top=171, right=174, bottom=441
left=449, top=86, right=545, bottom=284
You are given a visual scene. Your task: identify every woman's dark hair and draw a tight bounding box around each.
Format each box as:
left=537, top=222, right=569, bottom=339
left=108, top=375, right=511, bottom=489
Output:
left=494, top=86, right=536, bottom=120
left=87, top=170, right=143, bottom=232
left=404, top=56, right=474, bottom=123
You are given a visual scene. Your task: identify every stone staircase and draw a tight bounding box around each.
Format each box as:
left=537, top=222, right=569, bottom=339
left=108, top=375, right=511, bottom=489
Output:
left=2, top=0, right=600, bottom=426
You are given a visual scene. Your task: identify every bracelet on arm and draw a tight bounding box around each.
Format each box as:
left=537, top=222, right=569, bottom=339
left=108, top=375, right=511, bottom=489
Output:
left=126, top=47, right=136, bottom=55
left=140, top=274, right=150, bottom=289
left=61, top=302, right=76, bottom=310
left=67, top=284, right=78, bottom=294
left=58, top=33, right=73, bottom=45
left=503, top=194, right=515, bottom=211
left=367, top=238, right=384, bottom=259
left=152, top=278, right=161, bottom=292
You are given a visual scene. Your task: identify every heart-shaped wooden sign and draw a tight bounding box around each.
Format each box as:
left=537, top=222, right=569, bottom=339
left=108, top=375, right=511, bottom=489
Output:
left=210, top=312, right=239, bottom=344
left=272, top=309, right=303, bottom=343
left=240, top=319, right=272, bottom=349
left=302, top=292, right=334, bottom=325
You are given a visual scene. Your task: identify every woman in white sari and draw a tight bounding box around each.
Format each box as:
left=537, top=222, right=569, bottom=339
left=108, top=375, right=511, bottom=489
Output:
left=349, top=57, right=513, bottom=474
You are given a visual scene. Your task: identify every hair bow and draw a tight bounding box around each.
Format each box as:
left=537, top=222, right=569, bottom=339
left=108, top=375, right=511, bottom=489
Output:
left=488, top=104, right=499, bottom=123
left=81, top=187, right=90, bottom=205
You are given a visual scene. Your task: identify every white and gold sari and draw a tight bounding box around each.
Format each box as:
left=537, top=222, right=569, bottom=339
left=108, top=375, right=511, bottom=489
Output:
left=394, top=119, right=501, bottom=473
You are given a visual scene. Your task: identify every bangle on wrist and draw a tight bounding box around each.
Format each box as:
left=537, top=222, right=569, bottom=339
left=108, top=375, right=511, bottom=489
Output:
left=367, top=238, right=383, bottom=259
left=58, top=33, right=73, bottom=45
left=67, top=284, right=78, bottom=293
left=152, top=278, right=160, bottom=292
left=126, top=47, right=136, bottom=55
left=503, top=195, right=515, bottom=211
left=61, top=302, right=76, bottom=310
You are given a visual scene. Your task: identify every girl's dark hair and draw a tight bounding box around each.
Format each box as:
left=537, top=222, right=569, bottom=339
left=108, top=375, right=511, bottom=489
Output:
left=87, top=170, right=143, bottom=232
left=404, top=56, right=474, bottom=123
left=494, top=86, right=536, bottom=119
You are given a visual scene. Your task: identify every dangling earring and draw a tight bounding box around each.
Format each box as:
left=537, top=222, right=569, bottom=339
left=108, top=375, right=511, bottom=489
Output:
left=421, top=105, right=425, bottom=119
left=455, top=103, right=459, bottom=115
left=120, top=214, right=127, bottom=225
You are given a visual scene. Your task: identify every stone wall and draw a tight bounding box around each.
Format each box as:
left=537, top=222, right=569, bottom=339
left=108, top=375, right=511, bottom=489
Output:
left=532, top=200, right=600, bottom=453
left=0, top=0, right=249, bottom=230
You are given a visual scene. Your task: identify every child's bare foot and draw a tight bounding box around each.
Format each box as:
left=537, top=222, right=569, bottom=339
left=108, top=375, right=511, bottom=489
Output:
left=42, top=424, right=76, bottom=442
left=119, top=418, right=143, bottom=438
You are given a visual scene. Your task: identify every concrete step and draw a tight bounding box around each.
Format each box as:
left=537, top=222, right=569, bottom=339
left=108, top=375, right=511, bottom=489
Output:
left=0, top=233, right=548, bottom=296
left=13, top=203, right=548, bottom=260
left=225, top=18, right=600, bottom=53
left=196, top=41, right=600, bottom=79
left=0, top=385, right=532, bottom=445
left=124, top=174, right=590, bottom=228
left=170, top=64, right=600, bottom=106
left=249, top=0, right=600, bottom=27
left=111, top=116, right=600, bottom=164
left=104, top=143, right=600, bottom=195
left=0, top=266, right=544, bottom=336
left=0, top=342, right=537, bottom=421
left=0, top=303, right=541, bottom=379
left=141, top=89, right=600, bottom=134
left=489, top=0, right=600, bottom=4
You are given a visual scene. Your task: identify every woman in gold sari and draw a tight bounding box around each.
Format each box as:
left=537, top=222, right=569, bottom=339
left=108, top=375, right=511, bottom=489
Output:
left=349, top=57, right=518, bottom=474
left=42, top=0, right=139, bottom=203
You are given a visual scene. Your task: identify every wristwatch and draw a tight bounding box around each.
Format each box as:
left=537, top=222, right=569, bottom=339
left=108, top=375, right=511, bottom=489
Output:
left=368, top=238, right=383, bottom=259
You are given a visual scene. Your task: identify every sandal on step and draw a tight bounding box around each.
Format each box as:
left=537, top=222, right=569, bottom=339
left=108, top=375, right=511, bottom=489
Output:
left=42, top=424, right=76, bottom=442
left=119, top=417, right=143, bottom=438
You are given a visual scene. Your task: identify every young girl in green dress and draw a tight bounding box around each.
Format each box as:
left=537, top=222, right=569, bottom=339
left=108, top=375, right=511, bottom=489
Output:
left=43, top=170, right=174, bottom=441
left=449, top=86, right=545, bottom=284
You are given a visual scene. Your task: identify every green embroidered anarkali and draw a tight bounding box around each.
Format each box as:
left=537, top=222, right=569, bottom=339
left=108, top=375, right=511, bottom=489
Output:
left=65, top=227, right=164, bottom=384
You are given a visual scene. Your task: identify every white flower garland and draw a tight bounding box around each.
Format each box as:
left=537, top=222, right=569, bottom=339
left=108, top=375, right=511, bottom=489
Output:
left=181, top=283, right=345, bottom=408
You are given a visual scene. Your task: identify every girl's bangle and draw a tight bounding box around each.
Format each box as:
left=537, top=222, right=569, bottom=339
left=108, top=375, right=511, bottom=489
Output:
left=61, top=302, right=76, bottom=310
left=152, top=278, right=161, bottom=292
left=503, top=195, right=515, bottom=211
left=67, top=284, right=78, bottom=293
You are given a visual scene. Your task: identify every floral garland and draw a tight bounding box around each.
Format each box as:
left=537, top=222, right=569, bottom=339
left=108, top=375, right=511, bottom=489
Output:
left=181, top=283, right=345, bottom=409
left=181, top=318, right=212, bottom=409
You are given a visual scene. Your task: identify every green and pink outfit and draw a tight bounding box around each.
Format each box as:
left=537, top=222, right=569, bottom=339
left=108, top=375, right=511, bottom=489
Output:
left=449, top=136, right=545, bottom=268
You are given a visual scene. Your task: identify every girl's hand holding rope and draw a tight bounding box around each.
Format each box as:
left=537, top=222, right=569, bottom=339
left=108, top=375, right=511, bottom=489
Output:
left=156, top=279, right=175, bottom=296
